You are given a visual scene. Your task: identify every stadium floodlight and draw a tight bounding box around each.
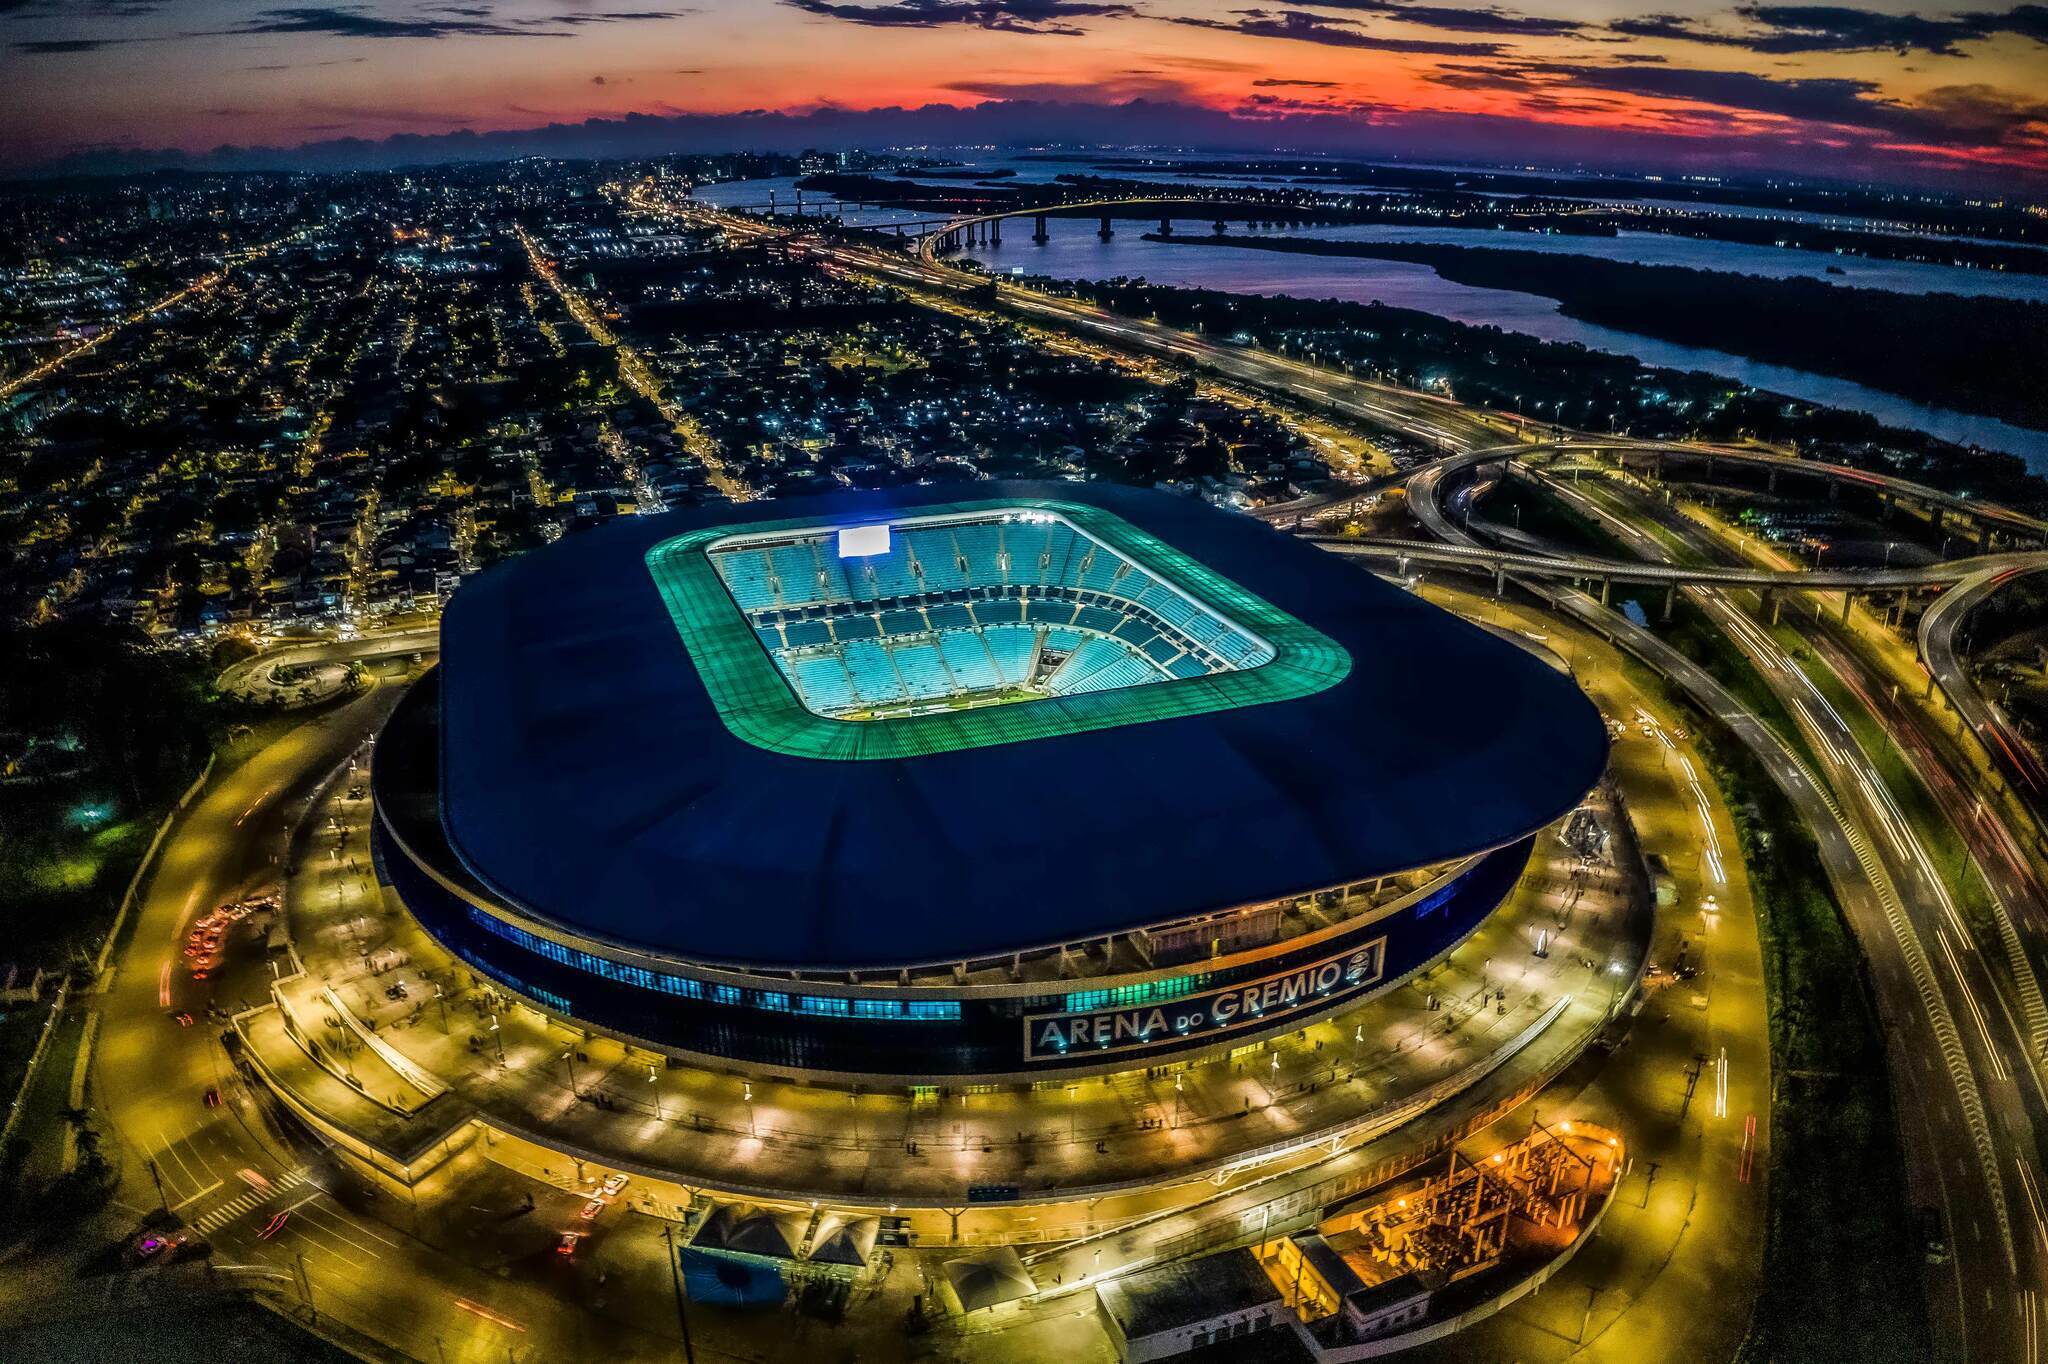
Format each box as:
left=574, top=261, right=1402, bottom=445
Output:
left=837, top=523, right=891, bottom=558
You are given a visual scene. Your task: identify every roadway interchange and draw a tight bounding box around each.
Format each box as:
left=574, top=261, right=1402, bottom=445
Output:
left=1399, top=446, right=2048, bottom=1364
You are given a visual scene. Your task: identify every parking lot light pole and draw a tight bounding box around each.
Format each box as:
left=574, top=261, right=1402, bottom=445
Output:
left=661, top=1222, right=698, bottom=1364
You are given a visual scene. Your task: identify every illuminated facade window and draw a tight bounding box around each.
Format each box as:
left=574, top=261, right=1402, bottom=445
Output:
left=1064, top=973, right=1207, bottom=1014
left=460, top=906, right=961, bottom=1021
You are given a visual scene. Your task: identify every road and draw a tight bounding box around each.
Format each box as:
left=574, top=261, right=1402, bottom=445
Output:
left=78, top=682, right=687, bottom=1362
left=1410, top=452, right=2043, bottom=1363
left=1922, top=562, right=2048, bottom=813
left=1312, top=528, right=2044, bottom=593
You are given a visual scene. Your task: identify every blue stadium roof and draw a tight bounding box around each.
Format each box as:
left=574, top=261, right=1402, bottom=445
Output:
left=434, top=482, right=1607, bottom=971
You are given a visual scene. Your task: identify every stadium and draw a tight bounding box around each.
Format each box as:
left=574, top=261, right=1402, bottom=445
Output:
left=371, top=482, right=1609, bottom=1083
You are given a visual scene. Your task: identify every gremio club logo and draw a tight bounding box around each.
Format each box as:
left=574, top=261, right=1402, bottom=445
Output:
left=1023, top=938, right=1387, bottom=1062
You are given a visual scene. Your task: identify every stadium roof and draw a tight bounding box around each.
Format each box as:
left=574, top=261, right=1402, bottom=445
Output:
left=435, top=481, right=1607, bottom=971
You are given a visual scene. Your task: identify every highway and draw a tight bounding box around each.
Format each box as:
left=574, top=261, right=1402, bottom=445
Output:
left=1408, top=453, right=2046, bottom=1363
left=1922, top=562, right=2048, bottom=810
left=1311, top=528, right=2046, bottom=593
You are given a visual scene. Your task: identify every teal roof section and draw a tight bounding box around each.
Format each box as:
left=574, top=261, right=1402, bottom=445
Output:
left=644, top=497, right=1351, bottom=760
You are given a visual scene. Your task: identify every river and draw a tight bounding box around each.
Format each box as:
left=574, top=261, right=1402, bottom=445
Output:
left=691, top=170, right=2048, bottom=470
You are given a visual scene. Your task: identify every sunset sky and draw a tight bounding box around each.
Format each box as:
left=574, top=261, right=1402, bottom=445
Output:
left=3, top=0, right=2044, bottom=184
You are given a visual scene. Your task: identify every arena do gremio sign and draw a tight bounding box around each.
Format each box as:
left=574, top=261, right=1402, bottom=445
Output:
left=1023, top=938, right=1388, bottom=1063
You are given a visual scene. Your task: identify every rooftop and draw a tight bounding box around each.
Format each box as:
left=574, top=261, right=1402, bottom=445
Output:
left=432, top=481, right=1607, bottom=971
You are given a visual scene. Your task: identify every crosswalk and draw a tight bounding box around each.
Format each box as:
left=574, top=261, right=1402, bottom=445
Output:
left=190, top=1164, right=313, bottom=1234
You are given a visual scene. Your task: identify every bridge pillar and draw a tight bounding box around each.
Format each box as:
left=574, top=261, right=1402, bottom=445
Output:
left=894, top=223, right=903, bottom=237
left=1494, top=564, right=1506, bottom=597
left=1767, top=468, right=1779, bottom=494
left=1034, top=214, right=1049, bottom=243
left=1841, top=591, right=1853, bottom=624
left=1662, top=584, right=1676, bottom=622
left=1702, top=455, right=1714, bottom=483
left=1651, top=455, right=1664, bottom=482
left=1213, top=219, right=1227, bottom=236
left=1827, top=478, right=1840, bottom=503
left=1158, top=216, right=1173, bottom=236
left=768, top=190, right=777, bottom=215
left=1598, top=579, right=1612, bottom=606
left=990, top=219, right=1001, bottom=245
left=1098, top=215, right=1114, bottom=241
left=1768, top=592, right=1783, bottom=626
left=794, top=190, right=804, bottom=216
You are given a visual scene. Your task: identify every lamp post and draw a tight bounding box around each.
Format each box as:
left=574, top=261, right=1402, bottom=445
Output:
left=488, top=1014, right=504, bottom=1064
left=660, top=1223, right=698, bottom=1364
left=649, top=1065, right=663, bottom=1121
left=562, top=1049, right=579, bottom=1098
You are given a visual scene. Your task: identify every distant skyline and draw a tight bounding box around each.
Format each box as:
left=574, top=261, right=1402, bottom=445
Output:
left=3, top=0, right=2045, bottom=187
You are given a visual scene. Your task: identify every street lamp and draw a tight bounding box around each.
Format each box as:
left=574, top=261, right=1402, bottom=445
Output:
left=562, top=1049, right=579, bottom=1098
left=659, top=1223, right=699, bottom=1364
left=648, top=1065, right=663, bottom=1121
left=488, top=1013, right=504, bottom=1063
left=742, top=1080, right=755, bottom=1137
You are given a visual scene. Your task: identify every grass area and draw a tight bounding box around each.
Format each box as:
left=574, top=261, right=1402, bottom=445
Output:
left=1478, top=473, right=1929, bottom=1361
left=1693, top=719, right=1932, bottom=1364
left=1655, top=596, right=1824, bottom=775
left=0, top=1298, right=362, bottom=1363
left=1483, top=472, right=1615, bottom=556
left=1764, top=617, right=2004, bottom=952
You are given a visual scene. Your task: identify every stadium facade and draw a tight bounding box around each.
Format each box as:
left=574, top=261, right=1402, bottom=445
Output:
left=372, top=483, right=1608, bottom=1083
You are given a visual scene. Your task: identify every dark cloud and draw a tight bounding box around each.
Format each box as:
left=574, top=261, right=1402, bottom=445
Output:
left=1239, top=91, right=1385, bottom=116
left=1165, top=8, right=1502, bottom=52
left=782, top=0, right=1133, bottom=34
left=244, top=55, right=370, bottom=69
left=1526, top=62, right=2048, bottom=148
left=205, top=5, right=686, bottom=40
left=1610, top=3, right=2048, bottom=56
left=942, top=72, right=1198, bottom=99
left=13, top=35, right=128, bottom=50
left=550, top=8, right=692, bottom=25
left=1253, top=76, right=1341, bottom=85
left=3, top=0, right=161, bottom=15
left=211, top=5, right=549, bottom=38
left=1303, top=0, right=1582, bottom=36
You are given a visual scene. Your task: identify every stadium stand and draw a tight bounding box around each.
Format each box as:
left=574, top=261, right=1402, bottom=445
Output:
left=708, top=513, right=1274, bottom=719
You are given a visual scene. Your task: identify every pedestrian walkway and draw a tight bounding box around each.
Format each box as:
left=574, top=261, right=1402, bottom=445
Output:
left=189, top=1164, right=313, bottom=1234
left=250, top=762, right=1651, bottom=1217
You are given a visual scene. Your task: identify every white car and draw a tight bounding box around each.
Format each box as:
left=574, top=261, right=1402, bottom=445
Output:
left=600, top=1172, right=629, bottom=1199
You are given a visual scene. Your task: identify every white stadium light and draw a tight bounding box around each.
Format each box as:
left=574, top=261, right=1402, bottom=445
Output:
left=837, top=524, right=891, bottom=559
